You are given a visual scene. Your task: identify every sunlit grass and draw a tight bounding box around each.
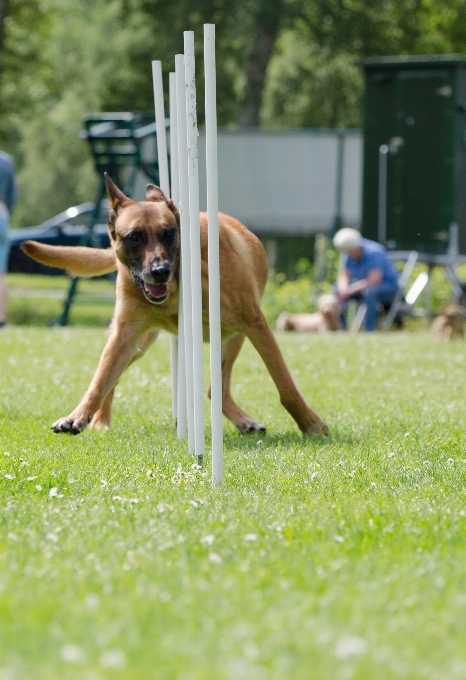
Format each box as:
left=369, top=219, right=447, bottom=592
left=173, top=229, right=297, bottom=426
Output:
left=6, top=274, right=115, bottom=327
left=1, top=328, right=466, bottom=679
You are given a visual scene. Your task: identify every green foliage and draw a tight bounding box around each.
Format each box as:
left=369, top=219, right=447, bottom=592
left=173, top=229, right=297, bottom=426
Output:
left=3, top=0, right=466, bottom=226
left=9, top=0, right=156, bottom=226
left=262, top=270, right=315, bottom=324
left=1, top=329, right=466, bottom=677
left=262, top=35, right=364, bottom=128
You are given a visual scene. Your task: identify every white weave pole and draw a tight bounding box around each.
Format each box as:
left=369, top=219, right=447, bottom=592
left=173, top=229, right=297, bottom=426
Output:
left=184, top=31, right=205, bottom=465
left=152, top=60, right=178, bottom=422
left=204, top=24, right=223, bottom=484
left=169, top=71, right=187, bottom=440
left=175, top=54, right=196, bottom=455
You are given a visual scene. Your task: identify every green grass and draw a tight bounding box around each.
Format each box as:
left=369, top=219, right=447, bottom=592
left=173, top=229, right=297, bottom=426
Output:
left=6, top=274, right=115, bottom=327
left=1, top=327, right=466, bottom=679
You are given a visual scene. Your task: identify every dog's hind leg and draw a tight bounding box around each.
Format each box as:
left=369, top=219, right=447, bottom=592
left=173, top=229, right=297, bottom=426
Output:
left=89, top=329, right=159, bottom=431
left=241, top=310, right=328, bottom=436
left=208, top=334, right=266, bottom=433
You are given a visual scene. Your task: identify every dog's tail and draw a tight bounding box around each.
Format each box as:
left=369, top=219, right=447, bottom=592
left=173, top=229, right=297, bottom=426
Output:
left=21, top=241, right=117, bottom=277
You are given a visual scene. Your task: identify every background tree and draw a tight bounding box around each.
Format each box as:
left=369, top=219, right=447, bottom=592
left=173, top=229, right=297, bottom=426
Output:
left=2, top=0, right=466, bottom=226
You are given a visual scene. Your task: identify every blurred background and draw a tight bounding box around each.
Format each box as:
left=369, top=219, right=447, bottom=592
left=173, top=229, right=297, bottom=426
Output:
left=3, top=0, right=466, bottom=325
left=3, top=0, right=466, bottom=229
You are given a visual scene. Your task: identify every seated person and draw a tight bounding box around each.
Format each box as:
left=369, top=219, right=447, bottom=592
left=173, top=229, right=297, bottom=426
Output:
left=333, top=228, right=399, bottom=332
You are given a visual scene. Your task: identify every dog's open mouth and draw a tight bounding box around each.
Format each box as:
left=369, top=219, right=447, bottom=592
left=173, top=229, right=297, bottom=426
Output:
left=132, top=275, right=169, bottom=304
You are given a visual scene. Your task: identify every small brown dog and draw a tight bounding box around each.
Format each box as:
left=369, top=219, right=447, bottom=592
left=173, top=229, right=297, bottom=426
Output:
left=431, top=304, right=465, bottom=341
left=21, top=174, right=328, bottom=437
left=276, top=293, right=342, bottom=333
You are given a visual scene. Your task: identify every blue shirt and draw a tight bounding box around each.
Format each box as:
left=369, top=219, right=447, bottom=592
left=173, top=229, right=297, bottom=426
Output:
left=0, top=151, right=16, bottom=214
left=343, top=238, right=399, bottom=286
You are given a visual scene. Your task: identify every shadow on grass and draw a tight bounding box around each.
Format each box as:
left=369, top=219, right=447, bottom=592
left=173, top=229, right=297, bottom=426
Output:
left=221, top=429, right=330, bottom=452
left=220, top=425, right=368, bottom=452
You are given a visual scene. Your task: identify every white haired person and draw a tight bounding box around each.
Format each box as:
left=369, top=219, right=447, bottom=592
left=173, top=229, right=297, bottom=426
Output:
left=333, top=228, right=399, bottom=332
left=0, top=150, right=16, bottom=328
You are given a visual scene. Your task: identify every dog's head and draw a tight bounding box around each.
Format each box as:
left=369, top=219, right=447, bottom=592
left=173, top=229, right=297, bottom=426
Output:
left=317, top=293, right=340, bottom=317
left=105, top=173, right=180, bottom=305
left=445, top=304, right=464, bottom=319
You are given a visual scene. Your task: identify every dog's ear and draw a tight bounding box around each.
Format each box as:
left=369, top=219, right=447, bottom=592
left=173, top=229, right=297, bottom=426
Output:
left=145, top=184, right=166, bottom=201
left=105, top=173, right=132, bottom=210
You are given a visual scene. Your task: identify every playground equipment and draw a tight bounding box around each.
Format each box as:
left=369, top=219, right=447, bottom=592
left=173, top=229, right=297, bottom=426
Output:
left=58, top=111, right=162, bottom=326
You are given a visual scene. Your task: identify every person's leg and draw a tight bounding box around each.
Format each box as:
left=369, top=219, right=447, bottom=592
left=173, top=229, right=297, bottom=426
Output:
left=0, top=216, right=10, bottom=326
left=334, top=284, right=361, bottom=331
left=0, top=274, right=6, bottom=326
left=361, top=283, right=399, bottom=332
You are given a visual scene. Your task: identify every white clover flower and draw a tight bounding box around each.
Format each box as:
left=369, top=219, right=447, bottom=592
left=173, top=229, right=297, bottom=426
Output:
left=335, top=635, right=367, bottom=660
left=61, top=643, right=84, bottom=663
left=46, top=533, right=59, bottom=543
left=200, top=535, right=215, bottom=546
left=99, top=649, right=126, bottom=669
left=208, top=553, right=222, bottom=565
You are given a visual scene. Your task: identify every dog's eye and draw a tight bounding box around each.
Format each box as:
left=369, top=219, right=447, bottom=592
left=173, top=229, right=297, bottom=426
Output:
left=127, top=231, right=142, bottom=243
left=161, top=228, right=175, bottom=242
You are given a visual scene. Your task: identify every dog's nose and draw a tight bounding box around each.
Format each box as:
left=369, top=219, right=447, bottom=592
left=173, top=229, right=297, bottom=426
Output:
left=150, top=262, right=172, bottom=282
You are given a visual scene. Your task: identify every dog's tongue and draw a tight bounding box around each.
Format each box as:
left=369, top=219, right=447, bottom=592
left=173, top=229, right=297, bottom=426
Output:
left=144, top=282, right=168, bottom=299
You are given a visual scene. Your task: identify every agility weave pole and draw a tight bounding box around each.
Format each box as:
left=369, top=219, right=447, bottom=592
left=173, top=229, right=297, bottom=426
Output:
left=152, top=25, right=223, bottom=483
left=204, top=24, right=223, bottom=484
left=152, top=60, right=178, bottom=424
left=168, top=71, right=188, bottom=442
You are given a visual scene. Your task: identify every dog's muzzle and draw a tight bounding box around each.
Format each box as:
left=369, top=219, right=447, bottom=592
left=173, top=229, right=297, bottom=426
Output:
left=132, top=269, right=172, bottom=304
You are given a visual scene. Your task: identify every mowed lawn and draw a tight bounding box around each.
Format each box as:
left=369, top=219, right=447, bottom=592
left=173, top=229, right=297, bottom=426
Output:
left=1, top=327, right=466, bottom=679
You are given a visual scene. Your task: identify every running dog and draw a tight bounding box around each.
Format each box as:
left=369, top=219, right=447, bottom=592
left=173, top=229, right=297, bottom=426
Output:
left=21, top=174, right=328, bottom=437
left=276, top=294, right=342, bottom=333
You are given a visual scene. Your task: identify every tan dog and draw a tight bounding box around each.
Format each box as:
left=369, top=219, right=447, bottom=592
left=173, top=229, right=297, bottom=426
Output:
left=276, top=294, right=342, bottom=333
left=21, top=174, right=328, bottom=437
left=431, top=304, right=464, bottom=341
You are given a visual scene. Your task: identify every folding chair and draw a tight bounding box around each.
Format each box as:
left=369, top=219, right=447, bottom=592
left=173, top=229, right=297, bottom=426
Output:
left=382, top=251, right=427, bottom=331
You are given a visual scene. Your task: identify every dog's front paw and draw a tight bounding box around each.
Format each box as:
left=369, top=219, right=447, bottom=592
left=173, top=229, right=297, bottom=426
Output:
left=236, top=418, right=266, bottom=434
left=303, top=416, right=329, bottom=437
left=51, top=414, right=90, bottom=435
